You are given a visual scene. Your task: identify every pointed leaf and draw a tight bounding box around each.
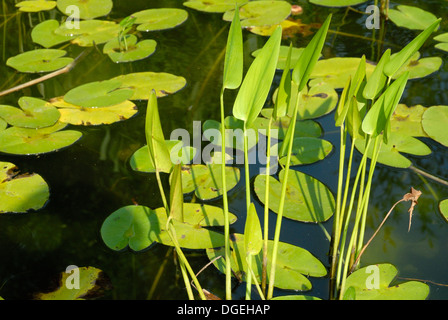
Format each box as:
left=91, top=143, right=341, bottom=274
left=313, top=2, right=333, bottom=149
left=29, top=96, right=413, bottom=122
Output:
left=363, top=49, right=390, bottom=100
left=223, top=4, right=243, bottom=90
left=273, top=43, right=292, bottom=119
left=169, top=164, right=184, bottom=222
left=244, top=203, right=262, bottom=256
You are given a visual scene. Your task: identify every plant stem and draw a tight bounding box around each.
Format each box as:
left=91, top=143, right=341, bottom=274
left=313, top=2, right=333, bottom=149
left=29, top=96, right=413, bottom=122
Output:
left=245, top=255, right=253, bottom=300
left=244, top=122, right=251, bottom=214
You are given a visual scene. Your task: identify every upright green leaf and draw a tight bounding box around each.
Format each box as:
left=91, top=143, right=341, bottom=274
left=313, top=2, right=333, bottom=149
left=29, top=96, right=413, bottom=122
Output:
left=244, top=203, right=262, bottom=256
left=169, top=164, right=184, bottom=222
left=292, top=14, right=332, bottom=91
left=232, top=26, right=282, bottom=127
left=384, top=18, right=441, bottom=78
left=363, top=49, right=390, bottom=100
left=223, top=5, right=243, bottom=90
left=273, top=43, right=292, bottom=119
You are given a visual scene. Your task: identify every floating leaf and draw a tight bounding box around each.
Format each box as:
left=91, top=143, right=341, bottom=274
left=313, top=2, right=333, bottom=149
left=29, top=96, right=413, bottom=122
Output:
left=103, top=35, right=157, bottom=63
left=0, top=162, right=49, bottom=213
left=439, top=199, right=448, bottom=223
left=392, top=52, right=442, bottom=80
left=31, top=20, right=75, bottom=48
left=422, top=105, right=448, bottom=147
left=57, top=0, right=113, bottom=19
left=253, top=45, right=305, bottom=70
left=0, top=118, right=6, bottom=131
left=6, top=49, right=73, bottom=73
left=0, top=122, right=82, bottom=155
left=390, top=104, right=428, bottom=137
left=254, top=168, right=334, bottom=223
left=111, top=72, right=186, bottom=100
left=183, top=0, right=248, bottom=13
left=55, top=20, right=120, bottom=47
left=132, top=8, right=188, bottom=32
left=247, top=19, right=317, bottom=38
left=343, top=264, right=429, bottom=300
left=388, top=5, right=438, bottom=30
left=63, top=79, right=133, bottom=108
left=34, top=267, right=111, bottom=300
left=295, top=82, right=338, bottom=120
left=223, top=1, right=291, bottom=28
left=50, top=96, right=138, bottom=126
left=0, top=97, right=60, bottom=129
left=309, top=0, right=367, bottom=7
left=434, top=33, right=448, bottom=52
left=206, top=233, right=327, bottom=291
left=271, top=295, right=321, bottom=300
left=180, top=164, right=240, bottom=201
left=354, top=132, right=431, bottom=168
left=16, top=0, right=56, bottom=12
left=274, top=137, right=333, bottom=166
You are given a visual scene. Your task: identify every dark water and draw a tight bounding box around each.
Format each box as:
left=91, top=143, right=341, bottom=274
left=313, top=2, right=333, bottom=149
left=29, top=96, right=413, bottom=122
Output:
left=0, top=0, right=447, bottom=300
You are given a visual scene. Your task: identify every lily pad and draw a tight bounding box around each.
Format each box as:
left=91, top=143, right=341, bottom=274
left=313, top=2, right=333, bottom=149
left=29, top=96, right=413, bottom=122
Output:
left=252, top=45, right=305, bottom=70
left=392, top=52, right=442, bottom=80
left=354, top=132, right=432, bottom=168
left=34, top=267, right=111, bottom=300
left=0, top=97, right=60, bottom=129
left=50, top=96, right=138, bottom=126
left=132, top=8, right=188, bottom=32
left=0, top=122, right=82, bottom=155
left=254, top=168, right=335, bottom=223
left=439, top=199, right=448, bottom=223
left=55, top=20, right=120, bottom=47
left=6, top=49, right=73, bottom=73
left=103, top=35, right=157, bottom=63
left=388, top=5, right=439, bottom=30
left=111, top=72, right=186, bottom=100
left=0, top=162, right=49, bottom=213
left=57, top=0, right=113, bottom=19
left=16, top=0, right=56, bottom=12
left=434, top=33, right=448, bottom=52
left=274, top=137, right=333, bottom=166
left=390, top=104, right=428, bottom=137
left=183, top=0, right=248, bottom=13
left=0, top=118, right=6, bottom=131
left=309, top=0, right=367, bottom=7
left=63, top=79, right=134, bottom=108
left=206, top=233, right=327, bottom=291
left=296, top=82, right=338, bottom=120
left=343, top=264, right=429, bottom=300
left=31, top=20, right=75, bottom=48
left=223, top=1, right=291, bottom=28
left=422, top=105, right=448, bottom=147
left=180, top=164, right=240, bottom=201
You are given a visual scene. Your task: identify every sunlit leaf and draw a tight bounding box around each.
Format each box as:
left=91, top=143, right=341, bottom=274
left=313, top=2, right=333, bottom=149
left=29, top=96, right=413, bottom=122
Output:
left=183, top=0, right=248, bottom=13
left=309, top=0, right=367, bottom=7
left=31, top=20, right=75, bottom=48
left=388, top=5, right=439, bottom=30
left=422, top=105, right=448, bottom=147
left=244, top=203, right=262, bottom=256
left=390, top=104, right=428, bottom=137
left=57, top=0, right=113, bottom=19
left=103, top=35, right=157, bottom=63
left=391, top=52, right=442, bottom=80
left=16, top=0, right=56, bottom=12
left=223, top=5, right=243, bottom=90
left=434, top=33, right=448, bottom=52
left=363, top=49, right=390, bottom=100
left=274, top=137, right=333, bottom=166
left=55, top=20, right=120, bottom=47
left=439, top=199, right=448, bottom=223
left=132, top=8, right=188, bottom=32
left=6, top=49, right=73, bottom=73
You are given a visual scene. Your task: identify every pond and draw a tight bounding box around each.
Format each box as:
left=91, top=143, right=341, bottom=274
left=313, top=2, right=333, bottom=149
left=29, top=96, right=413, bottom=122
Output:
left=0, top=0, right=447, bottom=300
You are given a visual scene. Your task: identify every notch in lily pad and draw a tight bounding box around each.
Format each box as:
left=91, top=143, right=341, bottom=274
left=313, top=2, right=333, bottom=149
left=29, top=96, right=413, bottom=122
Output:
left=7, top=49, right=73, bottom=73
left=103, top=34, right=157, bottom=63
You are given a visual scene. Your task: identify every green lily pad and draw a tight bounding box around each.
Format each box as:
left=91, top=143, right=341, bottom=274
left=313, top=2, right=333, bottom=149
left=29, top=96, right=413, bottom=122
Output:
left=63, top=79, right=134, bottom=108
left=103, top=35, right=157, bottom=63
left=6, top=49, right=73, bottom=73
left=0, top=97, right=60, bottom=129
left=422, top=105, right=448, bottom=147
left=271, top=295, right=321, bottom=300
left=0, top=118, right=6, bottom=131
left=434, top=33, right=448, bottom=52
left=55, top=20, right=120, bottom=47
left=111, top=72, right=186, bottom=100
left=0, top=162, right=49, bottom=213
left=223, top=1, right=291, bottom=28
left=183, top=0, right=248, bottom=13
left=50, top=97, right=138, bottom=126
left=31, top=20, right=75, bottom=48
left=390, top=104, right=428, bottom=137
left=34, top=267, right=111, bottom=300
left=388, top=5, right=439, bottom=30
left=354, top=132, right=432, bottom=168
left=343, top=264, right=429, bottom=300
left=274, top=137, right=333, bottom=166
left=309, top=0, right=367, bottom=7
left=252, top=45, right=305, bottom=70
left=392, top=52, right=442, bottom=80
left=439, top=199, right=448, bottom=223
left=296, top=82, right=338, bottom=120
left=0, top=122, right=82, bottom=155
left=57, top=0, right=113, bottom=19
left=101, top=205, right=228, bottom=251
left=16, top=0, right=56, bottom=12
left=180, top=164, right=240, bottom=201
left=254, top=168, right=335, bottom=223
left=206, top=233, right=327, bottom=291
left=130, top=141, right=196, bottom=173
left=132, top=8, right=188, bottom=32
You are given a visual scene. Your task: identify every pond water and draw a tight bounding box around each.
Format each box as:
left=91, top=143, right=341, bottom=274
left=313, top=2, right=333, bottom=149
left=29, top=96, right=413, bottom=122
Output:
left=0, top=0, right=447, bottom=300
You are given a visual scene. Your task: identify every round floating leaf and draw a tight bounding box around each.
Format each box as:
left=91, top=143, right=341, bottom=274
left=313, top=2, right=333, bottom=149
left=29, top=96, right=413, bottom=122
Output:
left=103, top=35, right=157, bottom=63
left=388, top=5, right=439, bottom=30
left=253, top=45, right=305, bottom=70
left=223, top=1, right=291, bottom=28
left=183, top=0, right=248, bottom=13
left=55, top=20, right=120, bottom=47
left=132, top=8, right=188, bottom=32
left=390, top=104, right=428, bottom=137
left=16, top=0, right=56, bottom=12
left=354, top=132, right=432, bottom=168
left=6, top=49, right=73, bottom=73
left=271, top=295, right=321, bottom=300
left=63, top=79, right=133, bottom=108
left=0, top=123, right=82, bottom=155
left=434, top=33, right=448, bottom=52
left=274, top=137, right=333, bottom=166
left=392, top=52, right=442, bottom=80
left=0, top=118, right=6, bottom=131
left=112, top=72, right=186, bottom=100
left=254, top=168, right=335, bottom=223
left=0, top=162, right=49, bottom=213
left=422, top=105, right=448, bottom=147
left=309, top=0, right=367, bottom=7
left=50, top=96, right=138, bottom=125
left=296, top=82, right=338, bottom=120
left=0, top=97, right=60, bottom=129
left=31, top=20, right=75, bottom=48
left=206, top=233, right=327, bottom=291
left=439, top=199, right=448, bottom=223
left=57, top=0, right=113, bottom=19
left=343, top=264, right=429, bottom=300
left=130, top=141, right=196, bottom=173
left=180, top=164, right=240, bottom=201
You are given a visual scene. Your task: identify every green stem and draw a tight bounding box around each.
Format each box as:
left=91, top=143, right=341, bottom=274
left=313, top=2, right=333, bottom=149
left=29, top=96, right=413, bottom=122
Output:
left=244, top=122, right=251, bottom=214
left=245, top=255, right=253, bottom=300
